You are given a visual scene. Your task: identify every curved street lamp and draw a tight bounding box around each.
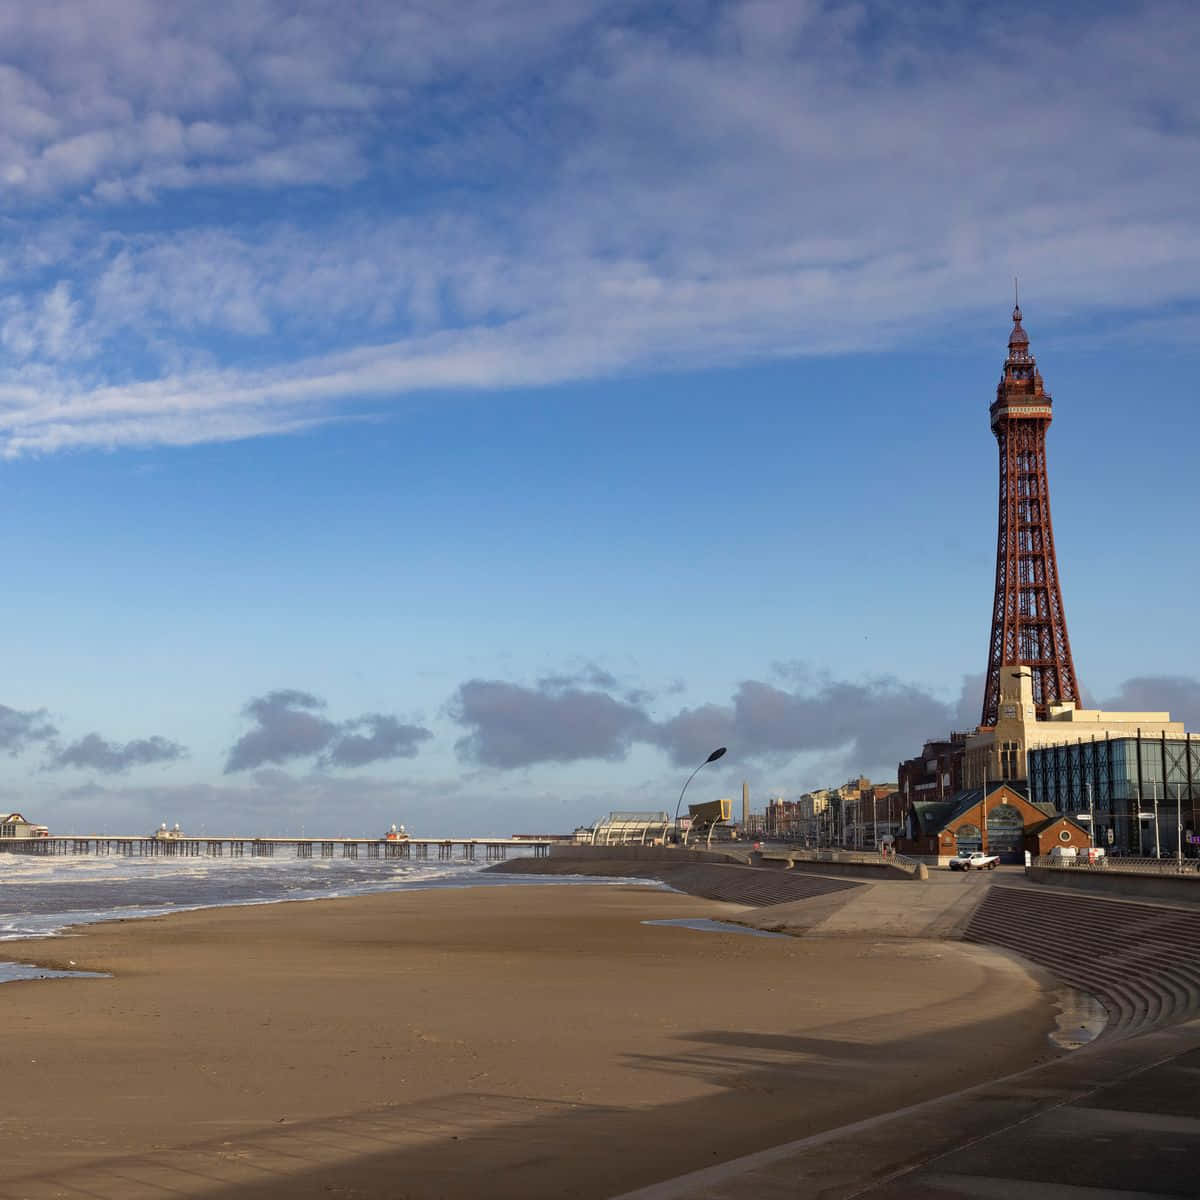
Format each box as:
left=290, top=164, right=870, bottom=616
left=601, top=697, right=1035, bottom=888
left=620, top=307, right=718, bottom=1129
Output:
left=673, top=747, right=727, bottom=844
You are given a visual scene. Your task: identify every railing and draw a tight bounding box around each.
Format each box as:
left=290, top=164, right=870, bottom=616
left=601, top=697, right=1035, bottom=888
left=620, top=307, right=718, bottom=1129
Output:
left=1035, top=855, right=1200, bottom=877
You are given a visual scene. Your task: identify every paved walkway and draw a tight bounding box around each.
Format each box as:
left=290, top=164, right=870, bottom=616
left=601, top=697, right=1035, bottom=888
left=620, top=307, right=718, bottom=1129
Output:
left=736, top=866, right=1005, bottom=939
left=612, top=1014, right=1200, bottom=1199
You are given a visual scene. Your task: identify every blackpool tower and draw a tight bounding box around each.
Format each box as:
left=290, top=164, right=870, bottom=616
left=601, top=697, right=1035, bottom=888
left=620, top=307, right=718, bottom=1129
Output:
left=980, top=301, right=1081, bottom=727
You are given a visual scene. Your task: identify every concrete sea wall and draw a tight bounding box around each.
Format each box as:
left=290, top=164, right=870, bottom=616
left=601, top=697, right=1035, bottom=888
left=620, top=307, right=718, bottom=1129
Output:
left=547, top=844, right=742, bottom=865
left=1029, top=864, right=1200, bottom=904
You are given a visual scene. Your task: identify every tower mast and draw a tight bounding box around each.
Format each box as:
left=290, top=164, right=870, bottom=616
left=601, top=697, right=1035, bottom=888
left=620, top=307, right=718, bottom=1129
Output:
left=980, top=302, right=1080, bottom=727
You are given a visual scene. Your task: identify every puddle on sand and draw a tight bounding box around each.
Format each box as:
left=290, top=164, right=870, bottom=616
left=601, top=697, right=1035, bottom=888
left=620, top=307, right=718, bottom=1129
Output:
left=1049, top=986, right=1108, bottom=1050
left=0, top=962, right=110, bottom=984
left=642, top=918, right=791, bottom=939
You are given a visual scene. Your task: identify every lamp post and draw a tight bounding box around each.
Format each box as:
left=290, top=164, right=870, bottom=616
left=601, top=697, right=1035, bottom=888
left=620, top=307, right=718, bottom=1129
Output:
left=1134, top=783, right=1159, bottom=858
left=1177, top=783, right=1184, bottom=870
left=1154, top=782, right=1161, bottom=860
left=980, top=771, right=988, bottom=855
left=1072, top=781, right=1097, bottom=847
left=674, top=747, right=727, bottom=844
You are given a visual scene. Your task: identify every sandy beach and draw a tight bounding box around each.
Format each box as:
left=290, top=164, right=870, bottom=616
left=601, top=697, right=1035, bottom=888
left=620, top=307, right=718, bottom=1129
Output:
left=0, top=883, right=1061, bottom=1199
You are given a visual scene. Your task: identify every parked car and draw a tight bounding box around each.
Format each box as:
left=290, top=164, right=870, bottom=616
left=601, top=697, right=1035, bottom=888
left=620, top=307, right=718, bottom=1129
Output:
left=949, top=850, right=1000, bottom=871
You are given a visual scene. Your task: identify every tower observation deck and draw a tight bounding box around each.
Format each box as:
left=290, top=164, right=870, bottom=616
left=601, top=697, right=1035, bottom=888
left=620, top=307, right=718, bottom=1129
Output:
left=981, top=302, right=1080, bottom=727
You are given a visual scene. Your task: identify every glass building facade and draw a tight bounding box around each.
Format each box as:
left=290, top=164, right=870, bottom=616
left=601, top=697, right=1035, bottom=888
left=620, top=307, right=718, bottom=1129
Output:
left=1028, top=734, right=1200, bottom=855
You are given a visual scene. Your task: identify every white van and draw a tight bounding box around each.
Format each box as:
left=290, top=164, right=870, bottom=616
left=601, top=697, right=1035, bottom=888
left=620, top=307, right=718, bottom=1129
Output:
left=1048, top=845, right=1077, bottom=864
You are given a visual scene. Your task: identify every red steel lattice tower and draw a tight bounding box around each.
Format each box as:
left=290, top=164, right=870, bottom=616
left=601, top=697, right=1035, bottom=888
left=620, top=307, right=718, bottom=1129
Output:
left=980, top=301, right=1080, bottom=727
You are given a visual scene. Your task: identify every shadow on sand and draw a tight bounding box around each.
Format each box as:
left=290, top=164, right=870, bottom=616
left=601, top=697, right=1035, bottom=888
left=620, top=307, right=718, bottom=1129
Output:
left=4, top=1008, right=1059, bottom=1200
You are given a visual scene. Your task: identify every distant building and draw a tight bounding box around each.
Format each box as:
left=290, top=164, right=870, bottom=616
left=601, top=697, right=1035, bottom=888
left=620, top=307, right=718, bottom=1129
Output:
left=762, top=779, right=896, bottom=847
left=764, top=796, right=804, bottom=840
left=829, top=777, right=900, bottom=848
left=583, top=811, right=672, bottom=846
left=799, top=789, right=831, bottom=823
left=848, top=782, right=901, bottom=848
left=740, top=812, right=766, bottom=837
left=898, top=733, right=968, bottom=806
left=0, top=813, right=48, bottom=838
left=764, top=791, right=837, bottom=843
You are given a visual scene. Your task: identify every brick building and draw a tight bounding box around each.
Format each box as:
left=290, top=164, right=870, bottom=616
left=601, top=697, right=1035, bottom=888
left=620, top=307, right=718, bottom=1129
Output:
left=897, top=781, right=1092, bottom=864
left=898, top=732, right=968, bottom=807
left=763, top=796, right=804, bottom=841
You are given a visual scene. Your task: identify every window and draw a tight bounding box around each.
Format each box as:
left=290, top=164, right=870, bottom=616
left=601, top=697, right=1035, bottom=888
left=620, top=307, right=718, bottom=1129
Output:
left=1000, top=741, right=1020, bottom=780
left=1059, top=830, right=1072, bottom=842
left=955, top=824, right=982, bottom=854
left=987, top=804, right=1025, bottom=856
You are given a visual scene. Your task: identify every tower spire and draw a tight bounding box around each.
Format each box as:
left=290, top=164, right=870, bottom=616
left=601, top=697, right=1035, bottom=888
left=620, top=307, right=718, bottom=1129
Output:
left=981, top=300, right=1080, bottom=727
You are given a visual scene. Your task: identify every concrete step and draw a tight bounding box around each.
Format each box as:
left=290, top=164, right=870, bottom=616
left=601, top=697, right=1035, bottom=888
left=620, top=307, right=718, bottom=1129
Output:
left=963, top=883, right=1200, bottom=1038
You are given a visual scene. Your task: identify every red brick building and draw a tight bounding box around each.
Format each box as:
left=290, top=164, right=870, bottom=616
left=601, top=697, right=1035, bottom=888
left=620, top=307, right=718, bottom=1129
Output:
left=897, top=782, right=1092, bottom=864
left=897, top=733, right=968, bottom=809
left=1023, top=815, right=1092, bottom=858
left=763, top=797, right=804, bottom=840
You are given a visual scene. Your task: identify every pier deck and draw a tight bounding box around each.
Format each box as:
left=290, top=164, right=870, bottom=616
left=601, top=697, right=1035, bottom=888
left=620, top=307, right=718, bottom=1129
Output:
left=0, top=836, right=551, bottom=861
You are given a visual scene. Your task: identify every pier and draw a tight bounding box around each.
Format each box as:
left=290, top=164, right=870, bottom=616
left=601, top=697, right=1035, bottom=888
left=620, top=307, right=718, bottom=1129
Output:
left=0, top=836, right=551, bottom=861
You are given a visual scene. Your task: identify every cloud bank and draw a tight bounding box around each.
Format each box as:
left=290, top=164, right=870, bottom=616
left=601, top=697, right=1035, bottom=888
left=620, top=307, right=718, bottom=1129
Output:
left=8, top=665, right=1200, bottom=833
left=451, top=679, right=652, bottom=768
left=225, top=689, right=431, bottom=772
left=450, top=668, right=987, bottom=775
left=451, top=667, right=1200, bottom=782
left=6, top=663, right=1196, bottom=795
left=49, top=732, right=186, bottom=773
left=0, top=703, right=58, bottom=756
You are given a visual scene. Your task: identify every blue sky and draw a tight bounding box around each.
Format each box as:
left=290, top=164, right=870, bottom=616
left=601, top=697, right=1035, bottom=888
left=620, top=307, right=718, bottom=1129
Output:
left=1, top=1, right=1198, bottom=835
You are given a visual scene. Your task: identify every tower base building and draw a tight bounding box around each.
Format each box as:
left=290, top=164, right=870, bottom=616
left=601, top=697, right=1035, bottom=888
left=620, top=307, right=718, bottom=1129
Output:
left=963, top=666, right=1184, bottom=787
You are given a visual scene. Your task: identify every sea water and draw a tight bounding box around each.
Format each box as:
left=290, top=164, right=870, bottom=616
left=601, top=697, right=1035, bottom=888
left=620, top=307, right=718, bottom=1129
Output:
left=0, top=852, right=653, bottom=968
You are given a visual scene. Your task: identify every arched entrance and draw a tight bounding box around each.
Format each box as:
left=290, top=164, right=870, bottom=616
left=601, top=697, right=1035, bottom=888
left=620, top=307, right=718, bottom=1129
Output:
left=986, top=803, right=1025, bottom=862
left=955, top=824, right=981, bottom=854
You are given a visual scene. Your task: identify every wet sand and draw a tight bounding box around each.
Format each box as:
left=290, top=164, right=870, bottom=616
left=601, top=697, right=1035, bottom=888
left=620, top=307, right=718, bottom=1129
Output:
left=0, top=884, right=1061, bottom=1198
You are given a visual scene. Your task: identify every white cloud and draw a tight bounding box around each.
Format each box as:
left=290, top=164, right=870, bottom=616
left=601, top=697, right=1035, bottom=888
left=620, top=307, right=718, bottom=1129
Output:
left=1, top=281, right=81, bottom=362
left=0, top=2, right=1196, bottom=454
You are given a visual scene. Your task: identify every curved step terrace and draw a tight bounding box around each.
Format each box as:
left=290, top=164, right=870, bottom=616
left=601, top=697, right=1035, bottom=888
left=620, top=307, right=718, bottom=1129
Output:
left=963, top=882, right=1200, bottom=1039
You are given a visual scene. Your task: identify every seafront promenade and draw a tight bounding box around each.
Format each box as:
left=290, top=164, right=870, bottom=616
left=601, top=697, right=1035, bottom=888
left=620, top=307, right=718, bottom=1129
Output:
left=502, top=848, right=1200, bottom=1199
